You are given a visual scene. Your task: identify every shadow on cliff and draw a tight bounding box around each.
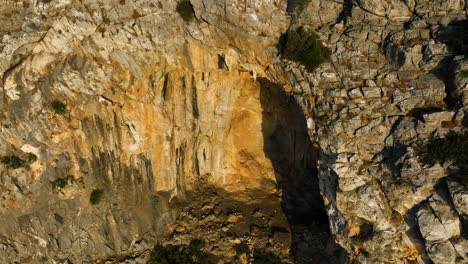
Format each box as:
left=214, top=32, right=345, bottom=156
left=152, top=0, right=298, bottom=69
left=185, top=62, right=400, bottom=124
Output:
left=430, top=19, right=467, bottom=109
left=259, top=78, right=345, bottom=263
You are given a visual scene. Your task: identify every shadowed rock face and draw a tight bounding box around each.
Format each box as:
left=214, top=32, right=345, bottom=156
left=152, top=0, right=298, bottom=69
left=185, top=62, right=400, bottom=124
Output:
left=259, top=78, right=346, bottom=263
left=1, top=1, right=468, bottom=264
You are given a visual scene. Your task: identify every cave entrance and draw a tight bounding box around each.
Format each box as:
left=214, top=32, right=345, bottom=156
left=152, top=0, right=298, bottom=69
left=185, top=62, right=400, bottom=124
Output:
left=259, top=78, right=343, bottom=263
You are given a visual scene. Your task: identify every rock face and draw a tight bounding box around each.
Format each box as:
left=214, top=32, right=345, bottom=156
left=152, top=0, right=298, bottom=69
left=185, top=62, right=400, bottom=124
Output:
left=0, top=0, right=467, bottom=264
left=288, top=1, right=467, bottom=263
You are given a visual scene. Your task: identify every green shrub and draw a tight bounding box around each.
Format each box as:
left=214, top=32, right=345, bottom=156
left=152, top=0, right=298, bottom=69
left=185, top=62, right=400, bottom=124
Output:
left=188, top=239, right=204, bottom=252
left=176, top=0, right=195, bottom=22
left=296, top=0, right=312, bottom=15
left=420, top=132, right=468, bottom=174
left=234, top=242, right=250, bottom=256
left=90, top=188, right=104, bottom=205
left=459, top=70, right=468, bottom=79
left=252, top=249, right=285, bottom=264
left=51, top=100, right=67, bottom=115
left=25, top=153, right=37, bottom=163
left=148, top=239, right=215, bottom=264
left=0, top=155, right=25, bottom=169
left=50, top=175, right=74, bottom=191
left=279, top=26, right=331, bottom=72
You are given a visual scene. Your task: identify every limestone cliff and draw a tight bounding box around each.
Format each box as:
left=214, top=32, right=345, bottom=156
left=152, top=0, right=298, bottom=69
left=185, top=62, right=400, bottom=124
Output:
left=0, top=0, right=467, bottom=264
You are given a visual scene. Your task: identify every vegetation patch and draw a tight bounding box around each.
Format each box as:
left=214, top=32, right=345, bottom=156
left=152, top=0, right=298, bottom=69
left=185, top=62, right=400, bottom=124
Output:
left=231, top=245, right=285, bottom=264
left=147, top=240, right=285, bottom=264
left=251, top=249, right=285, bottom=264
left=279, top=26, right=331, bottom=72
left=420, top=132, right=468, bottom=175
left=148, top=239, right=215, bottom=264
left=51, top=100, right=67, bottom=115
left=0, top=155, right=25, bottom=169
left=296, top=0, right=312, bottom=15
left=50, top=175, right=74, bottom=191
left=176, top=0, right=195, bottom=22
left=90, top=188, right=104, bottom=205
left=234, top=242, right=250, bottom=256
left=459, top=70, right=468, bottom=79
left=25, top=152, right=37, bottom=163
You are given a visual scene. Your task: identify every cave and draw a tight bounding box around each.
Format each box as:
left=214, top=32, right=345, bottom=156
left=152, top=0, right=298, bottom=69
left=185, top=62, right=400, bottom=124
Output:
left=259, top=78, right=345, bottom=263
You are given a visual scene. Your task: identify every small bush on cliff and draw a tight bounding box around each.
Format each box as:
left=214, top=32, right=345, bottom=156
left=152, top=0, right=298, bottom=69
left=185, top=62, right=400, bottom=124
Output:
left=50, top=175, right=74, bottom=191
left=230, top=246, right=285, bottom=264
left=90, top=188, right=104, bottom=205
left=251, top=249, right=285, bottom=264
left=279, top=26, right=331, bottom=72
left=296, top=0, right=312, bottom=15
left=148, top=239, right=216, bottom=264
left=0, top=155, right=25, bottom=169
left=234, top=242, right=250, bottom=256
left=459, top=70, right=468, bottom=79
left=176, top=0, right=195, bottom=22
left=420, top=132, right=468, bottom=175
left=51, top=100, right=67, bottom=115
left=25, top=152, right=37, bottom=163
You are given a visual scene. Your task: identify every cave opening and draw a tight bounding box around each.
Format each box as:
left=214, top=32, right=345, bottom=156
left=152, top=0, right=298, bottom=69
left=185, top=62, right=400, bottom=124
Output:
left=259, top=78, right=344, bottom=263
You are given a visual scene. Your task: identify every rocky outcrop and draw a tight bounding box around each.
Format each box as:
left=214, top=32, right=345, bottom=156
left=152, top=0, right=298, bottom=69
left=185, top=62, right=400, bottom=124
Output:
left=0, top=0, right=467, bottom=263
left=288, top=0, right=467, bottom=263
